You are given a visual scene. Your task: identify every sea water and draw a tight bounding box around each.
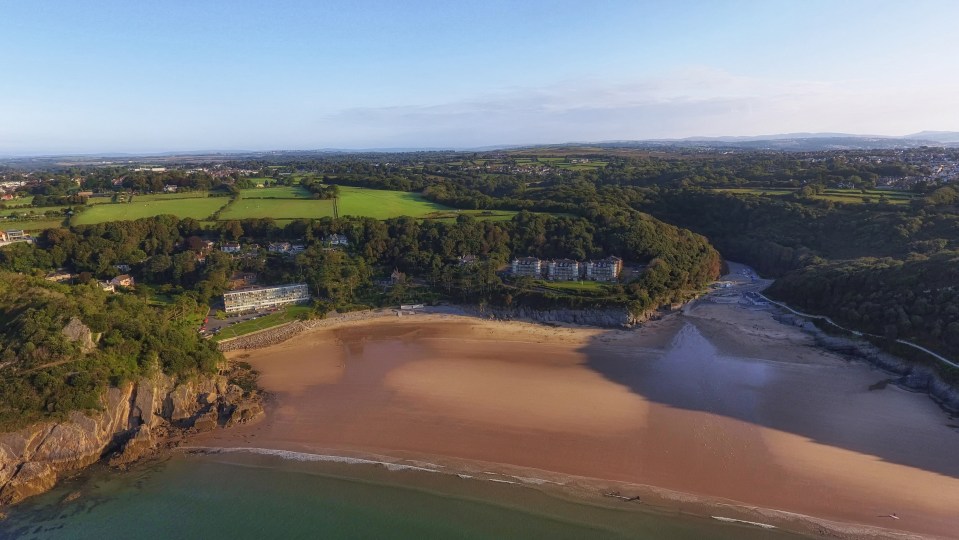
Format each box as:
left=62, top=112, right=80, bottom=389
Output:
left=0, top=452, right=805, bottom=539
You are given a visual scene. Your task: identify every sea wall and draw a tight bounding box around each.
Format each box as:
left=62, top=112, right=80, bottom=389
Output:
left=776, top=314, right=959, bottom=413
left=217, top=310, right=398, bottom=352
left=218, top=321, right=309, bottom=352
left=0, top=370, right=263, bottom=505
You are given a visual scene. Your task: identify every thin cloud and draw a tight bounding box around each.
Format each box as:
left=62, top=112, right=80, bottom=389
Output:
left=317, top=69, right=959, bottom=147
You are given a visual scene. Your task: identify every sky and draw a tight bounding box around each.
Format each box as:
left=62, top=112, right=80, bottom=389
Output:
left=1, top=0, right=958, bottom=154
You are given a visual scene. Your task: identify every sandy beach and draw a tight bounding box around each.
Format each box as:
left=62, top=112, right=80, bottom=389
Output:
left=194, top=295, right=959, bottom=539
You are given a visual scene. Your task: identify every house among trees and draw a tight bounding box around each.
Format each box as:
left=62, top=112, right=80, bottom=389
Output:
left=114, top=264, right=131, bottom=273
left=547, top=259, right=581, bottom=281
left=390, top=268, right=405, bottom=285
left=585, top=256, right=623, bottom=282
left=99, top=281, right=116, bottom=293
left=220, top=242, right=241, bottom=253
left=511, top=257, right=542, bottom=277
left=268, top=242, right=306, bottom=256
left=458, top=254, right=477, bottom=265
left=110, top=274, right=135, bottom=288
left=325, top=233, right=349, bottom=247
left=163, top=184, right=178, bottom=193
left=268, top=241, right=292, bottom=253
left=0, top=230, right=27, bottom=243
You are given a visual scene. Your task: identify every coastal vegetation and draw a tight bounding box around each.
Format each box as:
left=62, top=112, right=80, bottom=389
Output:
left=2, top=145, right=958, bottom=425
left=0, top=271, right=221, bottom=430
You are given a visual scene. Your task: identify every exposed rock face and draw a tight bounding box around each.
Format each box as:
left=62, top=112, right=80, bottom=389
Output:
left=0, top=370, right=263, bottom=505
left=61, top=316, right=95, bottom=354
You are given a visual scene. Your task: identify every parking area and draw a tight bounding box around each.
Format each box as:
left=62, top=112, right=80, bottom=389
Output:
left=201, top=307, right=280, bottom=337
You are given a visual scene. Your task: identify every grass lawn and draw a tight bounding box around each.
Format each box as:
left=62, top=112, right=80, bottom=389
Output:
left=539, top=280, right=610, bottom=293
left=213, top=304, right=313, bottom=342
left=72, top=198, right=229, bottom=225
left=241, top=185, right=312, bottom=199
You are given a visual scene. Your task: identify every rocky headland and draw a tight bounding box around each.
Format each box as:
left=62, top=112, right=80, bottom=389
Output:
left=0, top=366, right=263, bottom=505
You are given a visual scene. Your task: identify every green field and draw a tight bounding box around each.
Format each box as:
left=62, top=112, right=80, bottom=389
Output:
left=213, top=304, right=313, bottom=342
left=241, top=185, right=312, bottom=199
left=711, top=187, right=914, bottom=205
left=712, top=187, right=796, bottom=196
left=0, top=206, right=70, bottom=217
left=9, top=186, right=526, bottom=231
left=220, top=198, right=335, bottom=220
left=221, top=186, right=450, bottom=220
left=72, top=198, right=229, bottom=225
left=0, top=196, right=33, bottom=207
left=133, top=192, right=215, bottom=202
left=423, top=210, right=518, bottom=222
left=1, top=218, right=66, bottom=232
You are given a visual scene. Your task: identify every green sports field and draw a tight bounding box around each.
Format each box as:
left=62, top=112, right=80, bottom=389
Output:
left=72, top=197, right=228, bottom=225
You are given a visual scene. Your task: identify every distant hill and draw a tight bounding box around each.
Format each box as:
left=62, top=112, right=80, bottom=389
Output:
left=905, top=131, right=959, bottom=143
left=518, top=133, right=959, bottom=152
left=3, top=131, right=959, bottom=164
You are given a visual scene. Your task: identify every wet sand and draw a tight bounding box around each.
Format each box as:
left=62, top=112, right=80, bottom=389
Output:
left=195, top=306, right=959, bottom=539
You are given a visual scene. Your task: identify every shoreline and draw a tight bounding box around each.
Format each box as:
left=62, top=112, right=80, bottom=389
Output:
left=194, top=301, right=959, bottom=539
left=178, top=444, right=927, bottom=540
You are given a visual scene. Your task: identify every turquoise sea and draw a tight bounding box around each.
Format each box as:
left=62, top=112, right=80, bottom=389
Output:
left=0, top=452, right=804, bottom=540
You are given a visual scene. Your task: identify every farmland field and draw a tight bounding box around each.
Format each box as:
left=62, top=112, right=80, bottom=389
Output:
left=710, top=187, right=913, bottom=204
left=1, top=218, right=66, bottom=232
left=133, top=192, right=216, bottom=202
left=221, top=186, right=450, bottom=220
left=711, top=187, right=796, bottom=196
left=72, top=198, right=229, bottom=225
left=219, top=198, right=335, bottom=220
left=12, top=186, right=525, bottom=230
left=241, top=185, right=312, bottom=199
left=0, top=206, right=71, bottom=217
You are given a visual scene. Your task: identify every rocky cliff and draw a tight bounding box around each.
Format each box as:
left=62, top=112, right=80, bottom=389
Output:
left=0, top=370, right=263, bottom=505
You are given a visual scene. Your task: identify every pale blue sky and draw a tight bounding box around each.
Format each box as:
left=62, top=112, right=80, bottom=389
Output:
left=1, top=0, right=957, bottom=154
